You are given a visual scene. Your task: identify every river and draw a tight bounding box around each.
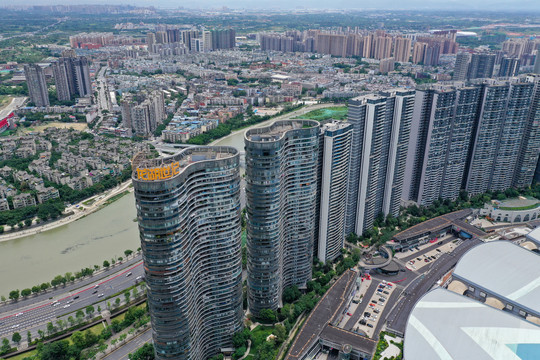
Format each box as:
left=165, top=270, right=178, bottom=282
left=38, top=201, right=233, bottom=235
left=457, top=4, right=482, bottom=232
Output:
left=0, top=193, right=139, bottom=295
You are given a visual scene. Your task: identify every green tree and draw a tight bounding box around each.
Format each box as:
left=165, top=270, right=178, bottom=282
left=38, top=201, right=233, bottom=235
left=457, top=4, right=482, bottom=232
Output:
left=124, top=290, right=131, bottom=303
left=128, top=342, right=155, bottom=360
left=76, top=310, right=84, bottom=323
left=0, top=338, right=11, bottom=355
left=46, top=322, right=55, bottom=336
left=31, top=285, right=40, bottom=294
left=115, top=298, right=121, bottom=307
left=21, top=288, right=31, bottom=297
left=71, top=331, right=85, bottom=349
left=273, top=324, right=287, bottom=344
left=9, top=289, right=19, bottom=301
left=24, top=218, right=32, bottom=227
left=103, top=260, right=110, bottom=268
left=26, top=331, right=32, bottom=344
left=282, top=285, right=301, bottom=303
left=124, top=249, right=133, bottom=258
left=51, top=275, right=64, bottom=288
left=346, top=232, right=359, bottom=244
left=37, top=339, right=70, bottom=360
left=85, top=305, right=95, bottom=318
left=40, top=282, right=50, bottom=291
left=232, top=328, right=251, bottom=348
left=12, top=332, right=21, bottom=344
left=65, top=272, right=73, bottom=282
left=258, top=308, right=277, bottom=323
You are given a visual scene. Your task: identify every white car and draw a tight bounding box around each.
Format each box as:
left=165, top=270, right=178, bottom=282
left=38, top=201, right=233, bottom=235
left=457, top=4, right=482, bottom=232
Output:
left=15, top=312, right=23, bottom=317
left=97, top=293, right=104, bottom=298
left=11, top=324, right=19, bottom=329
left=63, top=304, right=71, bottom=308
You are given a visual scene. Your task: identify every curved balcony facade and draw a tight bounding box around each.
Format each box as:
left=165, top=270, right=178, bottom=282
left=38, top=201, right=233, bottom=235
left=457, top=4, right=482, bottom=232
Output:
left=245, top=120, right=319, bottom=316
left=132, top=146, right=243, bottom=360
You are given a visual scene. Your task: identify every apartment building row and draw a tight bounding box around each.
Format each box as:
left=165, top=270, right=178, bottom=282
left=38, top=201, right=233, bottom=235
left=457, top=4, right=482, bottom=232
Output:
left=259, top=29, right=457, bottom=66
left=403, top=75, right=540, bottom=206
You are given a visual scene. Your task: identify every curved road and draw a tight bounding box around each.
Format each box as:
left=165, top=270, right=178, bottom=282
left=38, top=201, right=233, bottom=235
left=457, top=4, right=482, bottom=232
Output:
left=359, top=246, right=393, bottom=269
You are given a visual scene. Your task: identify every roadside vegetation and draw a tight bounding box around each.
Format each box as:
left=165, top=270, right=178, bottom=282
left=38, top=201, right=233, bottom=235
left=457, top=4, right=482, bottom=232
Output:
left=0, top=249, right=140, bottom=304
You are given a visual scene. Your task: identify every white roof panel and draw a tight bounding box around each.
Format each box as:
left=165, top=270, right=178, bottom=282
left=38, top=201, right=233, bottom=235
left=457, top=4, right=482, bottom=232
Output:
left=453, top=241, right=540, bottom=315
left=405, top=288, right=540, bottom=360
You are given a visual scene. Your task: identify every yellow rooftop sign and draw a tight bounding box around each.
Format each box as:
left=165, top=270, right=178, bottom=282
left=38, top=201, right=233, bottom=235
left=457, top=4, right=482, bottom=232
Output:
left=136, top=162, right=180, bottom=181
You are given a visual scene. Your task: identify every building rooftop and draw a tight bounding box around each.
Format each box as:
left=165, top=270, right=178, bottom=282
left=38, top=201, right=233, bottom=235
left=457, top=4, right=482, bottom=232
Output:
left=245, top=119, right=318, bottom=142
left=494, top=197, right=540, bottom=210
left=453, top=241, right=540, bottom=316
left=132, top=146, right=237, bottom=182
left=392, top=209, right=485, bottom=242
left=404, top=288, right=540, bottom=360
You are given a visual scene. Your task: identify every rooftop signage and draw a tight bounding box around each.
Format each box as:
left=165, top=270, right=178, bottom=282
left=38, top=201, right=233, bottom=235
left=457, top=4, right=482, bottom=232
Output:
left=136, top=161, right=180, bottom=181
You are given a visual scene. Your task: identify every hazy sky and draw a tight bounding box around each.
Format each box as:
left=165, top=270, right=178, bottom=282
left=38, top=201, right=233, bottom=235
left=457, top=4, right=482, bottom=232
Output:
left=6, top=0, right=540, bottom=11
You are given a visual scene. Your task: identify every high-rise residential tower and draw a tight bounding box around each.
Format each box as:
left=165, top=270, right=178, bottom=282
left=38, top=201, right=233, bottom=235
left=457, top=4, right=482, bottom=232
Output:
left=52, top=56, right=92, bottom=100
left=52, top=58, right=75, bottom=101
left=393, top=37, right=412, bottom=62
left=132, top=147, right=243, bottom=360
left=468, top=53, right=495, bottom=79
left=534, top=56, right=540, bottom=75
left=317, top=121, right=353, bottom=264
left=245, top=120, right=319, bottom=316
left=453, top=53, right=471, bottom=81
left=72, top=57, right=92, bottom=97
left=515, top=75, right=540, bottom=188
left=211, top=29, right=236, bottom=50
left=346, top=90, right=414, bottom=235
left=24, top=64, right=49, bottom=107
left=499, top=57, right=520, bottom=77
left=403, top=84, right=483, bottom=206
left=466, top=80, right=536, bottom=194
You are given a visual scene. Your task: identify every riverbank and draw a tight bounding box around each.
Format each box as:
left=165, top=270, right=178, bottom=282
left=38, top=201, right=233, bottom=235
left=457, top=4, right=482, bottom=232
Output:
left=0, top=180, right=134, bottom=243
left=209, top=102, right=345, bottom=147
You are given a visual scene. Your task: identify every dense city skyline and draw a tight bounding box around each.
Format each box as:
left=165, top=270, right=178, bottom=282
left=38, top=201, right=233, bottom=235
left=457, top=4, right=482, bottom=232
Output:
left=4, top=0, right=540, bottom=11
left=1, top=4, right=540, bottom=360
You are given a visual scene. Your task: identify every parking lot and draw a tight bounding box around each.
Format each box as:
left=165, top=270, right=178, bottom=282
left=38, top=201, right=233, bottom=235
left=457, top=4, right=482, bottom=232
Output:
left=395, top=236, right=462, bottom=272
left=346, top=279, right=398, bottom=338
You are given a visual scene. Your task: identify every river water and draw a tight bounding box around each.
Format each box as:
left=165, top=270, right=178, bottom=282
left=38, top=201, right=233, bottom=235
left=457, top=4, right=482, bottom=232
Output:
left=0, top=193, right=139, bottom=295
